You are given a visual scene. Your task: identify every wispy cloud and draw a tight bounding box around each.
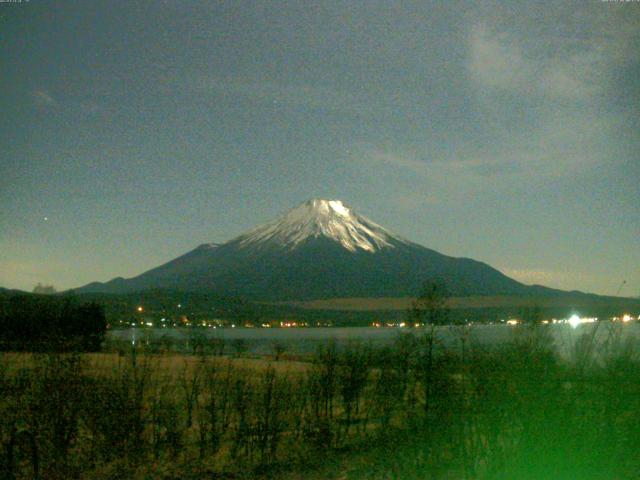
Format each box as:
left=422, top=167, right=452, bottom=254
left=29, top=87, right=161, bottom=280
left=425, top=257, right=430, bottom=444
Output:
left=358, top=107, right=615, bottom=188
left=356, top=7, right=634, bottom=192
left=31, top=89, right=58, bottom=107
left=465, top=2, right=640, bottom=102
left=30, top=89, right=106, bottom=116
left=468, top=24, right=605, bottom=100
left=392, top=192, right=440, bottom=210
left=186, top=76, right=374, bottom=115
left=78, top=100, right=101, bottom=115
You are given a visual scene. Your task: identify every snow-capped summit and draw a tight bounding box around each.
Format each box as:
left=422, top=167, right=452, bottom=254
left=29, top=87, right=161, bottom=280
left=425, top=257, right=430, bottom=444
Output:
left=77, top=198, right=537, bottom=300
left=235, top=199, right=404, bottom=252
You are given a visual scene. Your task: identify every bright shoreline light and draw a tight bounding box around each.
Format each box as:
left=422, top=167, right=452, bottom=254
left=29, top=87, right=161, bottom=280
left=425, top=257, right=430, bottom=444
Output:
left=568, top=315, right=597, bottom=329
left=568, top=315, right=581, bottom=329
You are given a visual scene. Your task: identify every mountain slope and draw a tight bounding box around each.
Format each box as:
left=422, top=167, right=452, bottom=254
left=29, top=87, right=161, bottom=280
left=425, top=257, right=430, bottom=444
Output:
left=77, top=199, right=557, bottom=300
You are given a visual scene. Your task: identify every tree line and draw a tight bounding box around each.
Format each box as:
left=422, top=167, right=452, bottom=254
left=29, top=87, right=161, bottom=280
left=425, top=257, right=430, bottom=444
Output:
left=0, top=294, right=106, bottom=351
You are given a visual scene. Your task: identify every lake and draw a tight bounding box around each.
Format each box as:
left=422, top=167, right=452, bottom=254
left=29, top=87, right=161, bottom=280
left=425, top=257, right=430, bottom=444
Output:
left=108, top=322, right=640, bottom=356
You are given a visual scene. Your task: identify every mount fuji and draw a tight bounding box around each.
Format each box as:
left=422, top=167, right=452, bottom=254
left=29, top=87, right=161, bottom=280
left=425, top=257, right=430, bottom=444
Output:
left=77, top=199, right=554, bottom=300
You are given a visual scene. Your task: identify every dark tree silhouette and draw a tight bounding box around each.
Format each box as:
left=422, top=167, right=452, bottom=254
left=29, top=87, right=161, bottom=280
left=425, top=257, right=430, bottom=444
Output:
left=0, top=295, right=106, bottom=351
left=409, top=279, right=450, bottom=327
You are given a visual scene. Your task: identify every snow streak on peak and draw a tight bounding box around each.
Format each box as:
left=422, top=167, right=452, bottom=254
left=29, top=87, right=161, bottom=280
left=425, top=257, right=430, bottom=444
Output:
left=236, top=199, right=404, bottom=252
left=196, top=243, right=220, bottom=250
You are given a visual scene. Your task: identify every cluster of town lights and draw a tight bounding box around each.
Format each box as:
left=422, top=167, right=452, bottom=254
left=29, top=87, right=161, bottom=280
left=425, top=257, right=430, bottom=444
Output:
left=388, top=314, right=638, bottom=329
left=131, top=305, right=637, bottom=329
left=568, top=315, right=597, bottom=329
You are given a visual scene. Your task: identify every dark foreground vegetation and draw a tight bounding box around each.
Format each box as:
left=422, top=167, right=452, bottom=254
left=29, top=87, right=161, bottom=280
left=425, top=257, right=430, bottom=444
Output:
left=1, top=323, right=640, bottom=479
left=0, top=295, right=106, bottom=352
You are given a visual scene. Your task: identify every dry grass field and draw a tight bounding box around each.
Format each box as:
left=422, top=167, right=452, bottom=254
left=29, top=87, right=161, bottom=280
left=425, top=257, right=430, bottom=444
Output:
left=1, top=350, right=311, bottom=377
left=3, top=325, right=640, bottom=479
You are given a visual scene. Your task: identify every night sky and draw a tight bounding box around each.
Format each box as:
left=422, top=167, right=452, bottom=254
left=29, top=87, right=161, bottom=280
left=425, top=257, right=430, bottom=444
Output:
left=1, top=1, right=638, bottom=296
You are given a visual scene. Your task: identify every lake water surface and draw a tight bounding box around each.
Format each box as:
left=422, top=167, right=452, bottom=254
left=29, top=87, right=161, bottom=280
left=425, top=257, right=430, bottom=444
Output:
left=108, top=322, right=640, bottom=356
